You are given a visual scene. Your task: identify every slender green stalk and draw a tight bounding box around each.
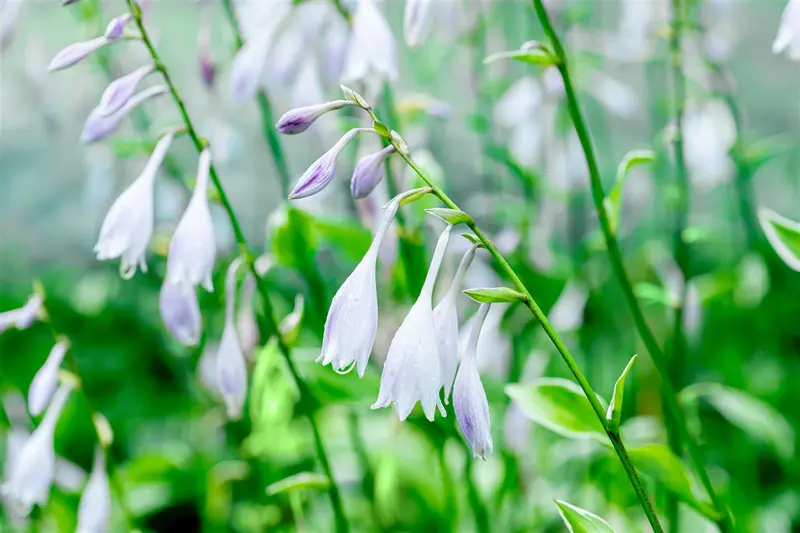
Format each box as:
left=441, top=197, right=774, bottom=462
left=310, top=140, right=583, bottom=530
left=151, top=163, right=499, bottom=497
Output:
left=530, top=1, right=734, bottom=531
left=123, top=3, right=349, bottom=531
left=220, top=0, right=291, bottom=198
left=464, top=456, right=490, bottom=533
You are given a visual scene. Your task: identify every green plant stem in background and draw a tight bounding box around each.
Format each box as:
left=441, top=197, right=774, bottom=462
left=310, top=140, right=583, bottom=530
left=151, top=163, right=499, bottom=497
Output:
left=470, top=10, right=494, bottom=224
left=220, top=0, right=291, bottom=199
left=530, top=1, right=734, bottom=531
left=464, top=456, right=490, bottom=533
left=123, top=3, right=349, bottom=531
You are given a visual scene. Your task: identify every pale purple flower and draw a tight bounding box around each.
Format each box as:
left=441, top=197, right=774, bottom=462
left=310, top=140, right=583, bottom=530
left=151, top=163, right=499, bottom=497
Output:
left=351, top=145, right=396, bottom=199
left=159, top=280, right=202, bottom=346
left=403, top=0, right=433, bottom=47
left=0, top=294, right=43, bottom=334
left=276, top=100, right=355, bottom=135
left=200, top=51, right=216, bottom=89
left=229, top=32, right=271, bottom=104
left=0, top=0, right=25, bottom=51
left=289, top=128, right=371, bottom=200
left=454, top=302, right=493, bottom=459
left=94, top=131, right=174, bottom=277
left=47, top=37, right=109, bottom=72
left=81, top=84, right=168, bottom=143
left=372, top=223, right=453, bottom=421
left=236, top=275, right=259, bottom=360
left=433, top=244, right=477, bottom=404
left=343, top=0, right=398, bottom=85
left=97, top=64, right=155, bottom=116
left=774, top=0, right=800, bottom=59
left=2, top=384, right=71, bottom=514
left=166, top=149, right=216, bottom=291
left=27, top=340, right=68, bottom=417
left=104, top=13, right=131, bottom=39
left=76, top=446, right=110, bottom=533
left=216, top=258, right=248, bottom=420
left=317, top=195, right=404, bottom=377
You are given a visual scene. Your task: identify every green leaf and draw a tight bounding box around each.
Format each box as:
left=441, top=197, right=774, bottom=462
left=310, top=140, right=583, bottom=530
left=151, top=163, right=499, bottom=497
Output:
left=484, top=41, right=557, bottom=67
left=265, top=472, right=330, bottom=496
left=272, top=207, right=317, bottom=269
left=425, top=208, right=473, bottom=226
left=606, top=354, right=637, bottom=431
left=340, top=84, right=369, bottom=108
left=682, top=383, right=795, bottom=461
left=505, top=379, right=606, bottom=440
left=395, top=186, right=432, bottom=206
left=633, top=282, right=676, bottom=308
left=278, top=294, right=304, bottom=346
left=555, top=500, right=615, bottom=533
left=758, top=207, right=800, bottom=271
left=627, top=444, right=701, bottom=510
left=109, top=138, right=158, bottom=158
left=461, top=233, right=484, bottom=247
left=372, top=119, right=390, bottom=138
left=464, top=287, right=527, bottom=304
left=604, top=150, right=655, bottom=234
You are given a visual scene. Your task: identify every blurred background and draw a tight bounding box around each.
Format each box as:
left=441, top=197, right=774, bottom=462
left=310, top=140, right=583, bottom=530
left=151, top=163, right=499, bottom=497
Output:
left=1, top=0, right=800, bottom=531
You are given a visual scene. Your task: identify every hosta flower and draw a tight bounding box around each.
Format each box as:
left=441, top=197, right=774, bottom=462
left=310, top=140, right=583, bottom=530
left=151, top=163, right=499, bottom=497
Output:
left=94, top=131, right=174, bottom=277
left=229, top=31, right=272, bottom=104
left=103, top=13, right=131, bottom=39
left=0, top=294, right=43, bottom=334
left=289, top=128, right=371, bottom=199
left=342, top=0, right=398, bottom=86
left=159, top=280, right=202, bottom=346
left=236, top=275, right=259, bottom=359
left=216, top=258, right=248, bottom=420
left=454, top=303, right=493, bottom=459
left=166, top=149, right=216, bottom=291
left=76, top=446, right=110, bottom=533
left=81, top=85, right=168, bottom=143
left=275, top=100, right=355, bottom=135
left=0, top=0, right=25, bottom=51
left=403, top=0, right=433, bottom=47
left=433, top=243, right=478, bottom=403
left=2, top=384, right=71, bottom=514
left=47, top=37, right=110, bottom=72
left=372, top=224, right=453, bottom=421
left=317, top=195, right=405, bottom=377
left=351, top=145, right=395, bottom=199
left=97, top=64, right=155, bottom=116
left=27, top=339, right=68, bottom=417
left=774, top=0, right=800, bottom=59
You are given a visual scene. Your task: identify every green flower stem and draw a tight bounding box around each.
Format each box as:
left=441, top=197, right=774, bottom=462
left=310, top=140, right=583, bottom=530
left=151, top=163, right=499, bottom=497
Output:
left=124, top=3, right=349, bottom=531
left=530, top=1, right=734, bottom=531
left=386, top=138, right=664, bottom=533
left=221, top=0, right=291, bottom=199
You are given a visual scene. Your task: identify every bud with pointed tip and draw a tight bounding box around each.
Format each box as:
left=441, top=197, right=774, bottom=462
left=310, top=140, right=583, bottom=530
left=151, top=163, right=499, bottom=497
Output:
left=216, top=258, right=248, bottom=420
left=276, top=100, right=355, bottom=135
left=773, top=0, right=800, bottom=59
left=97, top=64, right=155, bottom=116
left=351, top=145, right=396, bottom=199
left=372, top=224, right=452, bottom=421
left=403, top=0, right=433, bottom=47
left=0, top=294, right=43, bottom=334
left=76, top=446, right=110, bottom=533
left=159, top=280, right=202, bottom=346
left=81, top=85, right=168, bottom=143
left=48, top=36, right=110, bottom=72
left=289, top=128, right=371, bottom=200
left=433, top=244, right=477, bottom=404
left=94, top=131, right=174, bottom=277
left=454, top=303, right=493, bottom=460
left=104, top=13, right=131, bottom=39
left=27, top=340, right=69, bottom=417
left=166, top=149, right=216, bottom=291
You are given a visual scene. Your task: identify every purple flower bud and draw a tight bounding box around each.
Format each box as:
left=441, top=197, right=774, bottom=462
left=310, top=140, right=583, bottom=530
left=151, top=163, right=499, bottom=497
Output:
left=276, top=100, right=355, bottom=135
left=104, top=13, right=131, bottom=40
left=351, top=145, right=395, bottom=199
left=216, top=258, right=248, bottom=420
left=0, top=294, right=43, bottom=334
left=199, top=53, right=216, bottom=89
left=97, top=64, right=155, bottom=116
left=27, top=340, right=69, bottom=417
left=289, top=128, right=370, bottom=200
left=159, top=280, right=202, bottom=346
left=81, top=84, right=168, bottom=143
left=47, top=37, right=110, bottom=72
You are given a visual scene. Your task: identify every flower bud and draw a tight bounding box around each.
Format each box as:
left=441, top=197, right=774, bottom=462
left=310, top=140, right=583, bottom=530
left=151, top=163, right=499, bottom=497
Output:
left=76, top=446, right=110, bottom=533
left=97, top=64, right=155, bottom=116
left=774, top=0, right=800, bottom=59
left=27, top=340, right=69, bottom=417
left=403, top=0, right=433, bottom=47
left=275, top=100, right=355, bottom=135
left=104, top=13, right=131, bottom=40
left=216, top=258, right=248, bottom=420
left=0, top=294, right=43, bottom=334
left=81, top=84, right=168, bottom=143
left=229, top=32, right=271, bottom=104
left=350, top=145, right=395, bottom=199
left=48, top=37, right=110, bottom=72
left=159, top=280, right=202, bottom=346
left=289, top=128, right=368, bottom=200
left=342, top=0, right=398, bottom=85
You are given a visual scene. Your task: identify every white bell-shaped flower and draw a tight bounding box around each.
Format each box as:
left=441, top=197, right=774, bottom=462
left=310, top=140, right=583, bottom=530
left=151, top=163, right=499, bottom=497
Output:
left=317, top=195, right=404, bottom=377
left=216, top=258, right=248, bottom=420
left=403, top=0, right=433, bottom=47
left=95, top=131, right=175, bottom=278
left=433, top=244, right=477, bottom=404
left=76, top=446, right=111, bottom=533
left=774, top=0, right=800, bottom=59
left=0, top=294, right=43, bottom=334
left=453, top=303, right=493, bottom=459
left=166, top=149, right=217, bottom=292
left=2, top=383, right=71, bottom=514
left=342, top=0, right=398, bottom=87
left=372, top=223, right=452, bottom=421
left=27, top=339, right=69, bottom=417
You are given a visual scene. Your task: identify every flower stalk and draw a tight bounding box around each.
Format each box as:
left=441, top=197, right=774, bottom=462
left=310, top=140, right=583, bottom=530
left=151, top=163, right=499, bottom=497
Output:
left=123, top=2, right=349, bottom=531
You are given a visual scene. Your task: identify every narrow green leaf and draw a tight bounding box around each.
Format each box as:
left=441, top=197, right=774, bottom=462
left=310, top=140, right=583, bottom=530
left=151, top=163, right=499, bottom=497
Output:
left=484, top=41, right=556, bottom=67
left=606, top=354, right=637, bottom=431
left=266, top=472, right=330, bottom=496
left=633, top=282, right=677, bottom=308
left=555, top=500, right=615, bottom=533
left=464, top=287, right=527, bottom=304
left=372, top=119, right=390, bottom=138
left=627, top=444, right=702, bottom=511
left=278, top=294, right=304, bottom=346
left=505, top=379, right=606, bottom=441
left=425, top=208, right=473, bottom=226
left=461, top=233, right=485, bottom=247
left=340, top=84, right=369, bottom=109
left=758, top=207, right=800, bottom=271
left=391, top=186, right=432, bottom=206
left=604, top=149, right=655, bottom=234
